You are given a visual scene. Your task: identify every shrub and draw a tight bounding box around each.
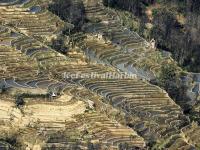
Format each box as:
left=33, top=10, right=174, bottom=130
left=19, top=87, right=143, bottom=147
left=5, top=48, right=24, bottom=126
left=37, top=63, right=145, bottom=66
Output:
left=0, top=134, right=22, bottom=149
left=158, top=63, right=190, bottom=105
left=51, top=37, right=69, bottom=54
left=48, top=0, right=85, bottom=30
left=15, top=96, right=25, bottom=107
left=159, top=64, right=179, bottom=84
left=152, top=9, right=159, bottom=17
left=0, top=85, right=6, bottom=93
left=158, top=64, right=180, bottom=97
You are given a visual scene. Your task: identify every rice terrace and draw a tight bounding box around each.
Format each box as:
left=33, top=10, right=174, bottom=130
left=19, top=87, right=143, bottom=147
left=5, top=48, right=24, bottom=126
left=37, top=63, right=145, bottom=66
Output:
left=0, top=0, right=200, bottom=149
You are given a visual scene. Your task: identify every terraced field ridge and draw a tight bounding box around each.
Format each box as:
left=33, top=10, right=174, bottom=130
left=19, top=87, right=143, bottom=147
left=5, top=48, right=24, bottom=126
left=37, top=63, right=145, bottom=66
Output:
left=79, top=0, right=179, bottom=81
left=0, top=0, right=200, bottom=149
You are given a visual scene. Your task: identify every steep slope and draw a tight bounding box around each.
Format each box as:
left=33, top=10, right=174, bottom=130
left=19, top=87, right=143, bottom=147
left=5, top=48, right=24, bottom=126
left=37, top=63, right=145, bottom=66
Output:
left=1, top=0, right=200, bottom=149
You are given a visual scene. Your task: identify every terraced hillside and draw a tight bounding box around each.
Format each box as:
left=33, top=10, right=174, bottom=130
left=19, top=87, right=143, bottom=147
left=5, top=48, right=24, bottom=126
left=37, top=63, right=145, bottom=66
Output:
left=79, top=4, right=195, bottom=114
left=0, top=0, right=200, bottom=149
left=0, top=0, right=67, bottom=43
left=78, top=0, right=200, bottom=123
left=0, top=27, right=146, bottom=149
left=80, top=0, right=178, bottom=80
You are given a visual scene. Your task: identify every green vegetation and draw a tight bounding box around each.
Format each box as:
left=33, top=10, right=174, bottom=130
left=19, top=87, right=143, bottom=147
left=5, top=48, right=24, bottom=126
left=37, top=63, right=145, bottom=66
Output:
left=1, top=0, right=200, bottom=149
left=15, top=93, right=53, bottom=107
left=152, top=9, right=159, bottom=17
left=159, top=64, right=179, bottom=87
left=103, top=0, right=144, bottom=16
left=158, top=64, right=188, bottom=106
left=0, top=133, right=22, bottom=149
left=15, top=96, right=25, bottom=107
left=51, top=36, right=69, bottom=54
left=0, top=85, right=6, bottom=93
left=118, top=11, right=140, bottom=31
left=48, top=0, right=85, bottom=30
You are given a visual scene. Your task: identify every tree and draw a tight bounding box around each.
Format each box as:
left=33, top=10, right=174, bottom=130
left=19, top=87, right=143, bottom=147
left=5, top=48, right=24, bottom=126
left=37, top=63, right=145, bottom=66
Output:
left=15, top=96, right=25, bottom=107
left=158, top=64, right=181, bottom=99
left=0, top=85, right=6, bottom=93
left=51, top=36, right=69, bottom=54
left=48, top=0, right=85, bottom=31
